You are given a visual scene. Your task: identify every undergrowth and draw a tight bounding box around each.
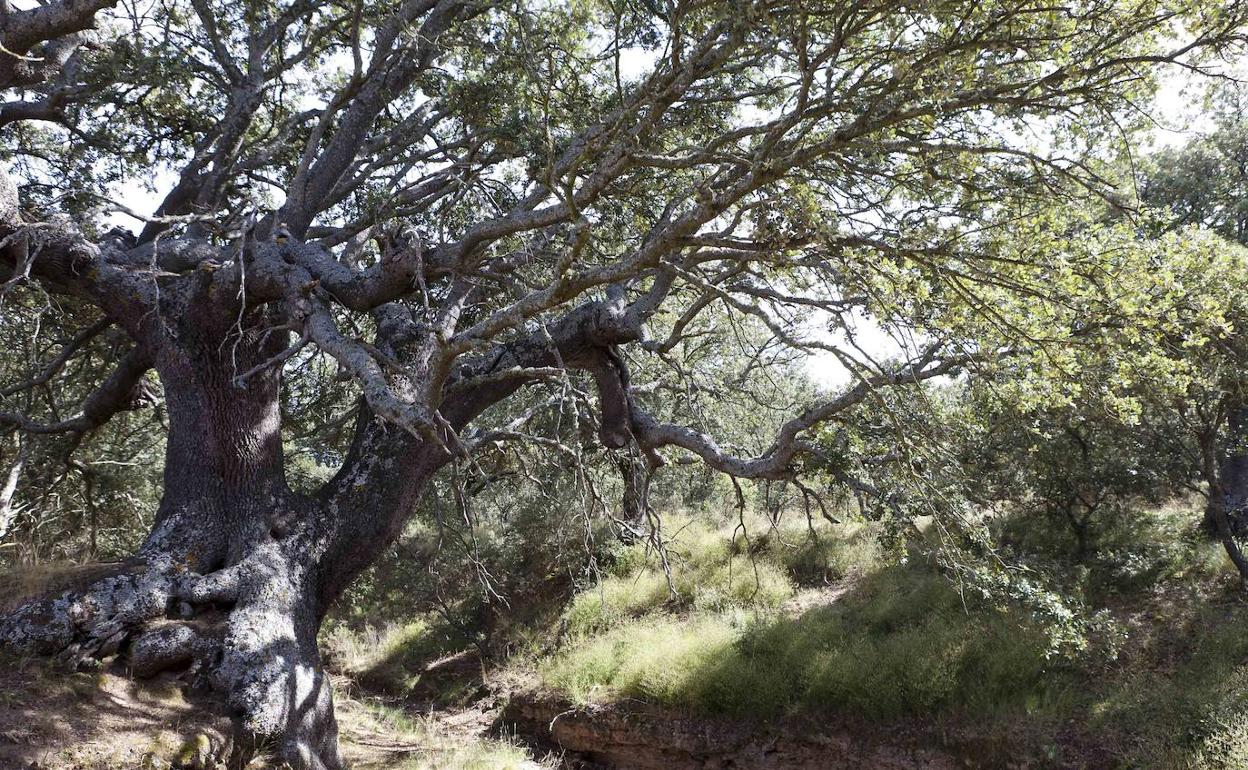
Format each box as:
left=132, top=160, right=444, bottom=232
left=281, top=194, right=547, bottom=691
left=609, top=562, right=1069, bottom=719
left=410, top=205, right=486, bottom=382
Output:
left=544, top=562, right=1061, bottom=722
left=322, top=616, right=469, bottom=695
left=335, top=695, right=544, bottom=770
left=326, top=502, right=1248, bottom=768
left=531, top=504, right=1248, bottom=768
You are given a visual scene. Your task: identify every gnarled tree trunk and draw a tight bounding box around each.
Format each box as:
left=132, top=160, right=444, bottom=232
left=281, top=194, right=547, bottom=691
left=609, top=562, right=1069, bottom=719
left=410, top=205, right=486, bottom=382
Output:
left=0, top=309, right=448, bottom=769
left=0, top=265, right=648, bottom=768
left=1200, top=404, right=1248, bottom=586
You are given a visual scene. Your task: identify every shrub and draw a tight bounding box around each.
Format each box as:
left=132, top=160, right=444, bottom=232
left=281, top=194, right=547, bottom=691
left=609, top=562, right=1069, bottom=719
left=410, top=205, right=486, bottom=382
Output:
left=993, top=498, right=1233, bottom=598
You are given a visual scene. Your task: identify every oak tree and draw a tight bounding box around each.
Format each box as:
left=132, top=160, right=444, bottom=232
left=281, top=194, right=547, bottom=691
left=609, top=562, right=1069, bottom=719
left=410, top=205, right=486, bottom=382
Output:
left=1, top=0, right=1244, bottom=766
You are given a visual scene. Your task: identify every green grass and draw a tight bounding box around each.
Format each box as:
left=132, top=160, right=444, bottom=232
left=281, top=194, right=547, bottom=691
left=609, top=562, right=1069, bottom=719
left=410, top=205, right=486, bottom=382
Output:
left=753, top=522, right=883, bottom=584
left=537, top=502, right=1248, bottom=767
left=544, top=614, right=743, bottom=706
left=566, top=514, right=885, bottom=636
left=545, top=561, right=1062, bottom=722
left=321, top=616, right=469, bottom=695
left=1086, top=595, right=1248, bottom=768
left=566, top=517, right=800, bottom=636
left=325, top=501, right=1248, bottom=768
left=1090, top=500, right=1230, bottom=591
left=545, top=514, right=1060, bottom=722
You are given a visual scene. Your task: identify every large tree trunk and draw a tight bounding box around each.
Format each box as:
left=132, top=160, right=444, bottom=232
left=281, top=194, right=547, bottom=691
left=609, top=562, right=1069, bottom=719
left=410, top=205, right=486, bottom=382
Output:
left=0, top=319, right=431, bottom=769
left=1218, top=407, right=1248, bottom=535
left=0, top=267, right=639, bottom=766
left=0, top=507, right=371, bottom=768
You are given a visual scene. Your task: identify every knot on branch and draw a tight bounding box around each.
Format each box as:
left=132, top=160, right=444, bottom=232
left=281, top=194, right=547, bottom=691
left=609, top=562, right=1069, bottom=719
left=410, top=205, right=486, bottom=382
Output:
left=380, top=224, right=422, bottom=267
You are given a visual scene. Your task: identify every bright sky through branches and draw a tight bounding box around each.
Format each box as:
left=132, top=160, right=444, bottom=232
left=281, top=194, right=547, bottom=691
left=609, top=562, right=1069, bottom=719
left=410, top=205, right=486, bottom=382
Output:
left=99, top=37, right=1235, bottom=391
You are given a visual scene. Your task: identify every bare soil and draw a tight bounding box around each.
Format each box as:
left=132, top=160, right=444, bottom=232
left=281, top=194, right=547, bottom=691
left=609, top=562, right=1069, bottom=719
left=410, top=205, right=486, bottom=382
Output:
left=0, top=660, right=536, bottom=769
left=0, top=656, right=230, bottom=769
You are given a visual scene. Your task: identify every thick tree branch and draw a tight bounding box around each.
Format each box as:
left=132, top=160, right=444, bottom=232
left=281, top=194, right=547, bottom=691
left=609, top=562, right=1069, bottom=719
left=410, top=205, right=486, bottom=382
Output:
left=0, top=0, right=116, bottom=88
left=0, top=345, right=154, bottom=434
left=630, top=348, right=968, bottom=480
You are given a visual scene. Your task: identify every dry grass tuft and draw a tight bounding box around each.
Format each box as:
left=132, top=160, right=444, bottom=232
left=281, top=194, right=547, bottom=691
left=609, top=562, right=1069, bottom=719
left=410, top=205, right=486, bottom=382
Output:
left=0, top=560, right=134, bottom=613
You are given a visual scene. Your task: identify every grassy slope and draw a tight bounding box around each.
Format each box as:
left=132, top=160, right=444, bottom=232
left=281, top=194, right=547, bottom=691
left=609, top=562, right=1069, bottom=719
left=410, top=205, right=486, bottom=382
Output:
left=497, top=508, right=1248, bottom=768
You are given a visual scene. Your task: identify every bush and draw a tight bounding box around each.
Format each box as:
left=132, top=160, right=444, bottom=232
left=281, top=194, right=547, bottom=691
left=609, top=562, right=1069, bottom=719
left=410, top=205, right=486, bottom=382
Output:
left=1088, top=500, right=1229, bottom=590
left=993, top=498, right=1232, bottom=598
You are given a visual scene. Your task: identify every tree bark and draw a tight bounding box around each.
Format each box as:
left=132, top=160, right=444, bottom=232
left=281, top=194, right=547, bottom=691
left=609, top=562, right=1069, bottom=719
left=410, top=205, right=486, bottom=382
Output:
left=1218, top=406, right=1248, bottom=535
left=1200, top=407, right=1248, bottom=585
left=0, top=303, right=432, bottom=769
left=0, top=245, right=658, bottom=767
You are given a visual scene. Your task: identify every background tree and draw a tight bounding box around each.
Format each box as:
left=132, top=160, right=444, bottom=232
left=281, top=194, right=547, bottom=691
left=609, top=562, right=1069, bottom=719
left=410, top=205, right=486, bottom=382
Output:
left=939, top=210, right=1248, bottom=580
left=1, top=1, right=1245, bottom=768
left=1138, top=83, right=1248, bottom=549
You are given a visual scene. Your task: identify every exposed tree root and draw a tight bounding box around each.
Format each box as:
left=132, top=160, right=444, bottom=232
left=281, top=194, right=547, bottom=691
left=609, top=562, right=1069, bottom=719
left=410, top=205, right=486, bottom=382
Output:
left=0, top=545, right=346, bottom=770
